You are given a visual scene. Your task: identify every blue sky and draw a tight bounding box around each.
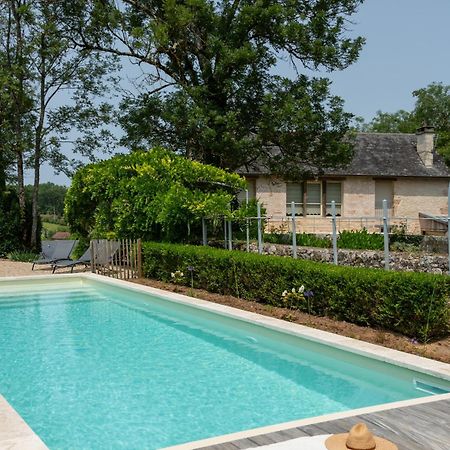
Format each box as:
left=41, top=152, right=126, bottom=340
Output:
left=37, top=0, right=450, bottom=185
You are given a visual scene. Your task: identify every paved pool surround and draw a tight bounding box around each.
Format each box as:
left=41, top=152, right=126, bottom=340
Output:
left=0, top=273, right=449, bottom=449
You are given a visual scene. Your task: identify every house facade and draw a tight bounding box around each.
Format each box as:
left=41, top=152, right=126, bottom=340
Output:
left=239, top=127, right=450, bottom=234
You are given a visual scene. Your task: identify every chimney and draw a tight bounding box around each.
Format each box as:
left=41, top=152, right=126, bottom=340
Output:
left=416, top=125, right=435, bottom=168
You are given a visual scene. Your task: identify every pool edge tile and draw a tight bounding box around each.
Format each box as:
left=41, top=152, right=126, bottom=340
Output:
left=0, top=395, right=48, bottom=449
left=159, top=393, right=450, bottom=450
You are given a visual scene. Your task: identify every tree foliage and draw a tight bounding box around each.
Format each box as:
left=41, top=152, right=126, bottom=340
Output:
left=0, top=188, right=39, bottom=257
left=0, top=0, right=118, bottom=249
left=363, top=82, right=450, bottom=162
left=25, top=183, right=68, bottom=216
left=61, top=0, right=364, bottom=178
left=65, top=148, right=246, bottom=241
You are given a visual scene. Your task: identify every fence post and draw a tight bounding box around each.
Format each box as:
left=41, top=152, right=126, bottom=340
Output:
left=383, top=199, right=390, bottom=270
left=246, top=189, right=250, bottom=252
left=291, top=201, right=297, bottom=259
left=224, top=218, right=227, bottom=249
left=137, top=238, right=142, bottom=278
left=202, top=218, right=207, bottom=246
left=257, top=202, right=263, bottom=254
left=331, top=200, right=338, bottom=265
left=448, top=183, right=450, bottom=275
left=90, top=240, right=95, bottom=273
left=228, top=220, right=233, bottom=250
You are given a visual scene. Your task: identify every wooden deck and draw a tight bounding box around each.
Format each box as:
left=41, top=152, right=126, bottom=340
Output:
left=198, top=398, right=450, bottom=450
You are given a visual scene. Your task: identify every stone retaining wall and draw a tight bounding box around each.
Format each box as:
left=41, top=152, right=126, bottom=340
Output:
left=231, top=242, right=448, bottom=274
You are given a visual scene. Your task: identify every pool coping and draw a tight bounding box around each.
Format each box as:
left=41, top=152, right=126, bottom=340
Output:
left=0, top=394, right=48, bottom=449
left=1, top=273, right=449, bottom=450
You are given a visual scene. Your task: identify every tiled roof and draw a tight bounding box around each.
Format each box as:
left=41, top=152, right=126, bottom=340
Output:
left=240, top=132, right=450, bottom=178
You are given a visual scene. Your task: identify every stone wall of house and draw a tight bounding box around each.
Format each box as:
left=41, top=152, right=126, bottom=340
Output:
left=249, top=175, right=448, bottom=236
left=394, top=177, right=448, bottom=216
left=230, top=242, right=449, bottom=274
left=342, top=177, right=375, bottom=217
left=255, top=176, right=286, bottom=218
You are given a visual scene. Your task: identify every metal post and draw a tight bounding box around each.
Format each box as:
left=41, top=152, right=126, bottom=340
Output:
left=291, top=201, right=297, bottom=259
left=447, top=183, right=450, bottom=275
left=383, top=199, right=390, bottom=270
left=228, top=219, right=232, bottom=250
left=224, top=218, right=227, bottom=249
left=245, top=189, right=250, bottom=252
left=331, top=200, right=338, bottom=265
left=202, top=218, right=207, bottom=246
left=257, top=202, right=263, bottom=254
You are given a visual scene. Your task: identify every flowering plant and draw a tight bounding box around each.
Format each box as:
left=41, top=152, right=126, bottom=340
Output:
left=170, top=270, right=184, bottom=284
left=281, top=285, right=314, bottom=315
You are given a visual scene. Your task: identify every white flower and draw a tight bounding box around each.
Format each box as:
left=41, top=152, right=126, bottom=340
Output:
left=171, top=272, right=175, bottom=278
left=282, top=290, right=288, bottom=297
left=179, top=272, right=184, bottom=277
left=291, top=288, right=296, bottom=293
left=298, top=285, right=305, bottom=294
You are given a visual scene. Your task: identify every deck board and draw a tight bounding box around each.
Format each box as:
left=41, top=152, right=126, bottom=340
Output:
left=198, top=398, right=450, bottom=450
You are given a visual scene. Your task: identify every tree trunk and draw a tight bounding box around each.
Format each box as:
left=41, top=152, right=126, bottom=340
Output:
left=16, top=151, right=27, bottom=244
left=31, top=31, right=47, bottom=250
left=0, top=149, right=6, bottom=192
left=11, top=0, right=27, bottom=245
left=31, top=153, right=40, bottom=249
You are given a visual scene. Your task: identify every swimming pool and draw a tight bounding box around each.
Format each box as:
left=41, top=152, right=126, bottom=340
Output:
left=0, top=275, right=449, bottom=449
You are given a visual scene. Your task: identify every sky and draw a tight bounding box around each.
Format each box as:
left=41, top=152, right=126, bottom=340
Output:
left=36, top=0, right=450, bottom=186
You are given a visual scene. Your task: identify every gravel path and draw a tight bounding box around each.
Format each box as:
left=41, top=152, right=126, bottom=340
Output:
left=0, top=259, right=87, bottom=278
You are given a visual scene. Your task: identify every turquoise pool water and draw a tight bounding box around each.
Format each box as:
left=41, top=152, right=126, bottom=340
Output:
left=0, top=281, right=447, bottom=449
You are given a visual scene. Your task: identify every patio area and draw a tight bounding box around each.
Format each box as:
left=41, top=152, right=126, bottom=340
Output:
left=0, top=259, right=87, bottom=278
left=196, top=395, right=450, bottom=450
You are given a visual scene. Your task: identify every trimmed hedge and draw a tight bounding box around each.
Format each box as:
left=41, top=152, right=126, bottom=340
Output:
left=142, top=242, right=450, bottom=342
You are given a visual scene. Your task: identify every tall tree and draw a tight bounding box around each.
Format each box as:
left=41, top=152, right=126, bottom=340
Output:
left=0, top=1, right=118, bottom=248
left=363, top=82, right=450, bottom=162
left=61, top=0, right=365, bottom=178
left=0, top=0, right=34, bottom=242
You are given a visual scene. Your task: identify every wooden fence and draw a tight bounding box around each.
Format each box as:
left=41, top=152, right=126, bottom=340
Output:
left=90, top=239, right=142, bottom=280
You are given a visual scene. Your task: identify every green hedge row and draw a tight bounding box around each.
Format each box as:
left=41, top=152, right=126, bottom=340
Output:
left=142, top=242, right=450, bottom=342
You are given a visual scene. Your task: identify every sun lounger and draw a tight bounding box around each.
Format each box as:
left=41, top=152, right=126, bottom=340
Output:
left=52, top=241, right=120, bottom=273
left=52, top=247, right=91, bottom=273
left=40, top=240, right=57, bottom=259
left=32, top=240, right=78, bottom=270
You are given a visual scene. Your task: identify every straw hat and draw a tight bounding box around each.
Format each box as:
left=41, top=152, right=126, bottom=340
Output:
left=325, top=423, right=398, bottom=450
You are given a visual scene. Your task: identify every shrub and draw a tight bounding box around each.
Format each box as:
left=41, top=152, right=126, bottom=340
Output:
left=65, top=148, right=246, bottom=242
left=142, top=242, right=450, bottom=342
left=0, top=188, right=40, bottom=257
left=0, top=189, right=22, bottom=257
left=71, top=235, right=91, bottom=259
left=338, top=229, right=384, bottom=250
left=7, top=251, right=39, bottom=262
left=264, top=232, right=331, bottom=248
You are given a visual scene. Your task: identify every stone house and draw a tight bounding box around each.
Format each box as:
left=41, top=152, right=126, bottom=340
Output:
left=238, top=127, right=450, bottom=234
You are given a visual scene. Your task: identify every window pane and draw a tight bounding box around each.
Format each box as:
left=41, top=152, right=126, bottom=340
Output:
left=375, top=180, right=393, bottom=210
left=327, top=182, right=341, bottom=204
left=248, top=179, right=256, bottom=199
left=306, top=183, right=321, bottom=215
left=286, top=183, right=303, bottom=203
left=286, top=183, right=303, bottom=216
left=307, top=183, right=321, bottom=204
